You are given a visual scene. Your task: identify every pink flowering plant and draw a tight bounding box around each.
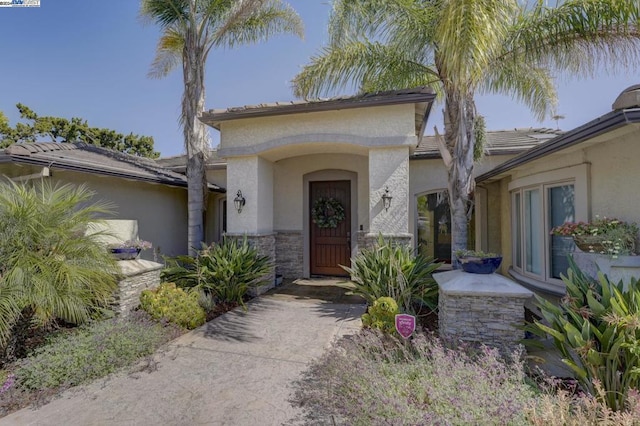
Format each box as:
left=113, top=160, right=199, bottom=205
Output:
left=551, top=216, right=638, bottom=256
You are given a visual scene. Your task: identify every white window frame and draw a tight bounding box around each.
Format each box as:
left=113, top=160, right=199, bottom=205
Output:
left=508, top=163, right=589, bottom=288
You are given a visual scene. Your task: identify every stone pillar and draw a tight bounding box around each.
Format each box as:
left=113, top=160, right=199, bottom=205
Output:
left=115, top=259, right=163, bottom=316
left=435, top=270, right=533, bottom=349
left=275, top=231, right=304, bottom=278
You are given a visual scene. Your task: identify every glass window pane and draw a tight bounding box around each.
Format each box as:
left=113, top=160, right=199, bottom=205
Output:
left=514, top=193, right=522, bottom=268
left=525, top=189, right=542, bottom=275
left=549, top=185, right=575, bottom=279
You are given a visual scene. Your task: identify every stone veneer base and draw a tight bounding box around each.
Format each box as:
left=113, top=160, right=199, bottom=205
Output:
left=115, top=259, right=163, bottom=316
left=435, top=270, right=533, bottom=349
left=275, top=230, right=303, bottom=279
left=356, top=232, right=412, bottom=254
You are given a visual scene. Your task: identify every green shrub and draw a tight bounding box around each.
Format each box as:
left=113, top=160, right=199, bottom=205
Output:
left=525, top=257, right=640, bottom=411
left=161, top=236, right=273, bottom=307
left=0, top=180, right=118, bottom=355
left=140, top=283, right=205, bottom=329
left=342, top=234, right=442, bottom=314
left=361, top=297, right=399, bottom=334
left=15, top=312, right=177, bottom=390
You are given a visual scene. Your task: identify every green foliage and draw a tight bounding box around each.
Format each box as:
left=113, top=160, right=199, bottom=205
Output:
left=140, top=283, right=206, bottom=330
left=361, top=297, right=399, bottom=334
left=525, top=257, right=640, bottom=411
left=15, top=312, right=176, bottom=391
left=0, top=180, right=118, bottom=352
left=161, top=236, right=273, bottom=308
left=342, top=234, right=442, bottom=314
left=293, top=330, right=537, bottom=425
left=0, top=103, right=159, bottom=158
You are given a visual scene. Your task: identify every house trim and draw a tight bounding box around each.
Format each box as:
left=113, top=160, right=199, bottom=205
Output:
left=477, top=107, right=640, bottom=183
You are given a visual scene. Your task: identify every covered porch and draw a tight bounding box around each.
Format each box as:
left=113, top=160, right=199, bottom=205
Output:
left=200, top=88, right=435, bottom=288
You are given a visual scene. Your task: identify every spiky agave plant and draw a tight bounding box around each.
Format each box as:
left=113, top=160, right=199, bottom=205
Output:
left=0, top=179, right=118, bottom=353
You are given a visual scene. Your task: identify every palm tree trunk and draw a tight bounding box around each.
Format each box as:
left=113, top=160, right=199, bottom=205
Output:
left=182, top=22, right=209, bottom=254
left=444, top=90, right=476, bottom=267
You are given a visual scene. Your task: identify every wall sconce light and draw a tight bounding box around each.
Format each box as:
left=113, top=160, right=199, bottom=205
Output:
left=233, top=190, right=246, bottom=213
left=381, top=186, right=392, bottom=211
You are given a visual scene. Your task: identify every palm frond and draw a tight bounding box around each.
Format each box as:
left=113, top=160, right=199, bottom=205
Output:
left=509, top=0, right=640, bottom=77
left=434, top=0, right=519, bottom=88
left=148, top=27, right=185, bottom=79
left=293, top=40, right=438, bottom=99
left=211, top=0, right=304, bottom=49
left=481, top=60, right=557, bottom=121
left=139, top=0, right=189, bottom=27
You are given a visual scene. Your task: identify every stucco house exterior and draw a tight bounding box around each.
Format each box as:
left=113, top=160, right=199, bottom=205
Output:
left=193, top=87, right=560, bottom=285
left=475, top=84, right=640, bottom=297
left=0, top=141, right=224, bottom=259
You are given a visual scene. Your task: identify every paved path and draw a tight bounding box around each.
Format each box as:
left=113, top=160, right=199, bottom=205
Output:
left=2, top=291, right=365, bottom=426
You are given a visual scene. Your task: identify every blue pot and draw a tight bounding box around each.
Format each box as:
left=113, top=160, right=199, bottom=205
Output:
left=459, top=256, right=502, bottom=274
left=110, top=247, right=141, bottom=260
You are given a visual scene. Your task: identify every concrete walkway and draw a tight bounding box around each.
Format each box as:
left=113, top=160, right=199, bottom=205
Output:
left=2, top=282, right=365, bottom=425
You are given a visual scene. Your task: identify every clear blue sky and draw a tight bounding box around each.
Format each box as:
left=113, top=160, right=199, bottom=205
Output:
left=0, top=1, right=636, bottom=157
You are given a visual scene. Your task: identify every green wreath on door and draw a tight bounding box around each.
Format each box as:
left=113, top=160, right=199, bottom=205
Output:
left=311, top=197, right=346, bottom=229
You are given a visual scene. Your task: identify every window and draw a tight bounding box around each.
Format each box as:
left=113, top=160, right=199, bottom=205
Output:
left=416, top=190, right=475, bottom=263
left=512, top=183, right=575, bottom=283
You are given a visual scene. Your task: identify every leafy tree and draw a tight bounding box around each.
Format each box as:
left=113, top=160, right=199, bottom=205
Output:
left=293, top=0, right=640, bottom=264
left=0, top=180, right=118, bottom=360
left=140, top=0, right=303, bottom=253
left=0, top=103, right=159, bottom=158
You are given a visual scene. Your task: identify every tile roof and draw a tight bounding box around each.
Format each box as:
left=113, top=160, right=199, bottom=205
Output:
left=0, top=142, right=223, bottom=192
left=412, top=128, right=563, bottom=159
left=156, top=150, right=226, bottom=173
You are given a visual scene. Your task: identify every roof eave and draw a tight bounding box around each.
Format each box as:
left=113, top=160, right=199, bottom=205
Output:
left=1, top=155, right=224, bottom=193
left=476, top=108, right=640, bottom=184
left=200, top=89, right=436, bottom=128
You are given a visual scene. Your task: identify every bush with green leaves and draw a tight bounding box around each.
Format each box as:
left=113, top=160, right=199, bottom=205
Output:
left=161, top=236, right=273, bottom=308
left=140, top=283, right=206, bottom=329
left=0, top=180, right=118, bottom=358
left=361, top=297, right=399, bottom=334
left=342, top=234, right=442, bottom=314
left=14, top=311, right=179, bottom=391
left=526, top=257, right=640, bottom=411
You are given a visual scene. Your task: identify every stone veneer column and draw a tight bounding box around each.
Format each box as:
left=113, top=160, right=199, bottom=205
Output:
left=115, top=259, right=163, bottom=316
left=275, top=231, right=304, bottom=279
left=435, top=270, right=533, bottom=349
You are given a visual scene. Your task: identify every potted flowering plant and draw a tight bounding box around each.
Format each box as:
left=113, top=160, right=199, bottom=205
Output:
left=551, top=216, right=638, bottom=257
left=454, top=249, right=502, bottom=274
left=109, top=239, right=152, bottom=260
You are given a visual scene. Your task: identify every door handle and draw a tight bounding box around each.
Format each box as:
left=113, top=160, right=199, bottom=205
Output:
left=347, top=231, right=351, bottom=246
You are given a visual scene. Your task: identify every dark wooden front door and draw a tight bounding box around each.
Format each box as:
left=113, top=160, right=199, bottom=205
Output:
left=310, top=180, right=351, bottom=276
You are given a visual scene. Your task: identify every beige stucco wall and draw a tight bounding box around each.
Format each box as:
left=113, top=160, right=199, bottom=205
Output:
left=225, top=156, right=274, bottom=234
left=370, top=147, right=409, bottom=234
left=219, top=104, right=417, bottom=152
left=206, top=168, right=227, bottom=189
left=483, top=124, right=640, bottom=275
left=273, top=153, right=368, bottom=230
left=0, top=164, right=191, bottom=259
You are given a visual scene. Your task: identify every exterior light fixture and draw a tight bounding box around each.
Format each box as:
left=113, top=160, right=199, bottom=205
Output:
left=381, top=186, right=392, bottom=211
left=233, top=190, right=246, bottom=213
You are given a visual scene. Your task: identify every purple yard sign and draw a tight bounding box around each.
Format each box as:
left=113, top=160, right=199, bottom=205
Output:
left=395, top=314, right=416, bottom=339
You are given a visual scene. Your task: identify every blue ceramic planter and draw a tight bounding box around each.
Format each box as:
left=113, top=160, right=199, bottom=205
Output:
left=110, top=247, right=141, bottom=260
left=459, top=256, right=502, bottom=274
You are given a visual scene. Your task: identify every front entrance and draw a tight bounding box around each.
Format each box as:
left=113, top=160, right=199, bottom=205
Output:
left=310, top=180, right=351, bottom=276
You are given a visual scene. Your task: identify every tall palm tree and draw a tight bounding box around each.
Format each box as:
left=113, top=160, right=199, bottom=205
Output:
left=141, top=0, right=303, bottom=252
left=293, top=0, right=640, bottom=264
